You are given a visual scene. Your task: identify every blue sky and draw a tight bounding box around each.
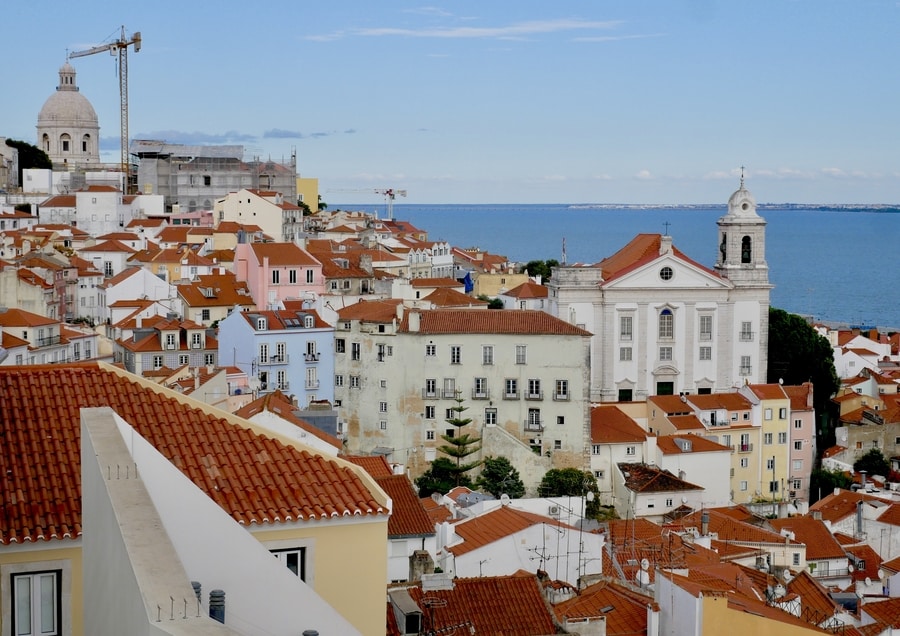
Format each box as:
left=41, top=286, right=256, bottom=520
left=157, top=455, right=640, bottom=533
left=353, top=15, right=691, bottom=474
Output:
left=5, top=1, right=899, bottom=204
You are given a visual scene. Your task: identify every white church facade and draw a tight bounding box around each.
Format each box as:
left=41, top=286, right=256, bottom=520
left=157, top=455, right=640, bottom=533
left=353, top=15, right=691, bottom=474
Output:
left=36, top=62, right=101, bottom=170
left=547, top=181, right=771, bottom=402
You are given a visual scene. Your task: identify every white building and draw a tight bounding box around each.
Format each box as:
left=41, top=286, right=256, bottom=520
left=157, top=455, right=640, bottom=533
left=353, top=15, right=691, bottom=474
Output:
left=36, top=62, right=101, bottom=170
left=548, top=180, right=771, bottom=402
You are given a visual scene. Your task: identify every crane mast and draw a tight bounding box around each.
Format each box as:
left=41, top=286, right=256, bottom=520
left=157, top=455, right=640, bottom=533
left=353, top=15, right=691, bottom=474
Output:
left=326, top=187, right=407, bottom=220
left=69, top=26, right=141, bottom=193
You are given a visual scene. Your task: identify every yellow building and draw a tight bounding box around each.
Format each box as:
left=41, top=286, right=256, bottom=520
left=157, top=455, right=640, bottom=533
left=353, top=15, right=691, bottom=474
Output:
left=0, top=363, right=389, bottom=636
left=741, top=384, right=792, bottom=502
left=297, top=177, right=320, bottom=213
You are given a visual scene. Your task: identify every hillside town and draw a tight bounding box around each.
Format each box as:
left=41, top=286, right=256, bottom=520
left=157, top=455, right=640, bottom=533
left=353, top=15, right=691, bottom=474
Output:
left=2, top=62, right=900, bottom=636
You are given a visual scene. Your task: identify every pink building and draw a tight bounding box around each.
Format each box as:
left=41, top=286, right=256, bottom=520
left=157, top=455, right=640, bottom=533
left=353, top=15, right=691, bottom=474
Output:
left=786, top=382, right=816, bottom=505
left=235, top=241, right=324, bottom=308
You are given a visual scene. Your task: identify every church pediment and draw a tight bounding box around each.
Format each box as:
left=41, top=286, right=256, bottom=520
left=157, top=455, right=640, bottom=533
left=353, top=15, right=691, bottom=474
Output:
left=602, top=254, right=732, bottom=291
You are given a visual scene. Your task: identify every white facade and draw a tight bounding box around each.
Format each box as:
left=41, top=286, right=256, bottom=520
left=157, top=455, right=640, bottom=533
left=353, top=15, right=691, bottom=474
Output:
left=100, top=267, right=178, bottom=322
left=548, top=182, right=770, bottom=402
left=36, top=63, right=101, bottom=169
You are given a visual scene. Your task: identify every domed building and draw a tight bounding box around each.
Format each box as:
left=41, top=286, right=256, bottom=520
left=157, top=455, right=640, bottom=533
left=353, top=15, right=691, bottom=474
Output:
left=36, top=61, right=101, bottom=169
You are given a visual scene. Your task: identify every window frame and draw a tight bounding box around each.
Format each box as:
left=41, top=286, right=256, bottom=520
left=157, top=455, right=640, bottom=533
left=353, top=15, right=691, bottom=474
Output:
left=11, top=569, right=62, bottom=636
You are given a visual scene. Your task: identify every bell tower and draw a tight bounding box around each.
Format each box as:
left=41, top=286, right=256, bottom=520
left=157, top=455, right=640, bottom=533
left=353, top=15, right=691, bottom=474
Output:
left=715, top=171, right=769, bottom=287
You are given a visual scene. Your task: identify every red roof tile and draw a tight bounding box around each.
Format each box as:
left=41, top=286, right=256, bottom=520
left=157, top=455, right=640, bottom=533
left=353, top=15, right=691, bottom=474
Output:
left=553, top=578, right=656, bottom=633
left=503, top=280, right=548, bottom=299
left=862, top=596, right=900, bottom=627
left=401, top=309, right=592, bottom=336
left=591, top=405, right=648, bottom=444
left=374, top=475, right=435, bottom=538
left=0, top=364, right=385, bottom=545
left=249, top=242, right=319, bottom=266
left=447, top=505, right=570, bottom=556
left=769, top=516, right=846, bottom=560
left=344, top=455, right=395, bottom=479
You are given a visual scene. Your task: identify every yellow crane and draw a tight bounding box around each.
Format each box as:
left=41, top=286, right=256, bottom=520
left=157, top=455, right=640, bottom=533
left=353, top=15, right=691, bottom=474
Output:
left=69, top=26, right=141, bottom=193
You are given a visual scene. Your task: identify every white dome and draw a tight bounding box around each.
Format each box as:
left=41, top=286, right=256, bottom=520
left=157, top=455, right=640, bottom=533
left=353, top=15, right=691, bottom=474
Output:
left=36, top=62, right=101, bottom=167
left=37, top=62, right=98, bottom=127
left=726, top=184, right=758, bottom=218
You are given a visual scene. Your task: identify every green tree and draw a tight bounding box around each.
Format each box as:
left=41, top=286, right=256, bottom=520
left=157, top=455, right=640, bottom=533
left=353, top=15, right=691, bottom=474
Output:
left=415, top=457, right=470, bottom=497
left=317, top=194, right=328, bottom=211
left=477, top=294, right=504, bottom=309
left=4, top=139, right=52, bottom=184
left=438, top=392, right=482, bottom=486
left=767, top=307, right=840, bottom=444
left=520, top=259, right=559, bottom=284
left=853, top=448, right=890, bottom=477
left=538, top=468, right=602, bottom=518
left=808, top=468, right=853, bottom=504
left=475, top=456, right=525, bottom=498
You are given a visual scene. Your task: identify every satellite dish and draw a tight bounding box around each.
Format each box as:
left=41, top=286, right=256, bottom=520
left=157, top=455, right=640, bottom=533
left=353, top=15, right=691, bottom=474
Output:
left=500, top=494, right=510, bottom=506
left=681, top=496, right=688, bottom=504
left=865, top=576, right=872, bottom=586
left=640, top=558, right=650, bottom=571
left=636, top=569, right=651, bottom=586
left=878, top=569, right=885, bottom=580
left=848, top=564, right=854, bottom=573
left=586, top=491, right=595, bottom=502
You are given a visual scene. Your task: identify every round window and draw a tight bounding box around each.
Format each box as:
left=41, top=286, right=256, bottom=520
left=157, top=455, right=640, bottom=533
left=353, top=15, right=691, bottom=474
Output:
left=742, top=202, right=749, bottom=211
left=660, top=266, right=674, bottom=281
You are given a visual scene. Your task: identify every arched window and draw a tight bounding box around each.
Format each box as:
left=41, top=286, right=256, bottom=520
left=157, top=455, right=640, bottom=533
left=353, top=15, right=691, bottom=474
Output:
left=42, top=134, right=50, bottom=153
left=188, top=200, right=197, bottom=212
left=82, top=134, right=91, bottom=154
left=741, top=236, right=752, bottom=263
left=60, top=133, right=71, bottom=153
left=659, top=308, right=674, bottom=339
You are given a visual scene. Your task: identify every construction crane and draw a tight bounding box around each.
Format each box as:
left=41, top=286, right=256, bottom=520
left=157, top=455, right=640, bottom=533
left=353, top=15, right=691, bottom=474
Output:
left=69, top=26, right=141, bottom=193
left=326, top=188, right=407, bottom=220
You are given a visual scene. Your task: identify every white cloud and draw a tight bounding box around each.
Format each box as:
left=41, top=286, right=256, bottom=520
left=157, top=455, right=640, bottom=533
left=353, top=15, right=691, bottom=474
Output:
left=349, top=19, right=622, bottom=40
left=636, top=170, right=653, bottom=180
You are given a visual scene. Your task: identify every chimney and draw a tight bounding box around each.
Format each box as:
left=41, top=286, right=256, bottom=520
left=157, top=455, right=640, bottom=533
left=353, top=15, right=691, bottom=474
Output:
left=659, top=235, right=673, bottom=255
left=701, top=510, right=709, bottom=537
left=811, top=510, right=822, bottom=520
left=408, top=310, right=420, bottom=333
left=856, top=500, right=864, bottom=538
left=209, top=589, right=225, bottom=624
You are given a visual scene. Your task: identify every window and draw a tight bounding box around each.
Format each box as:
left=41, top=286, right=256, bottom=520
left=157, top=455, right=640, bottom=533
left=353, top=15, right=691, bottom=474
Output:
left=592, top=444, right=602, bottom=455
left=793, top=479, right=802, bottom=489
left=741, top=236, right=752, bottom=263
left=445, top=409, right=455, bottom=420
left=557, top=416, right=565, bottom=426
left=288, top=269, right=297, bottom=284
left=484, top=408, right=497, bottom=425
left=425, top=405, right=436, bottom=419
left=442, top=378, right=456, bottom=399
left=794, top=440, right=802, bottom=451
left=527, top=378, right=542, bottom=399
left=722, top=434, right=731, bottom=447
left=12, top=570, right=60, bottom=636
left=191, top=332, right=202, bottom=348
left=351, top=342, right=360, bottom=361
left=659, top=309, right=673, bottom=338
left=201, top=309, right=210, bottom=321
left=335, top=374, right=344, bottom=387
left=349, top=375, right=360, bottom=388
left=379, top=401, right=388, bottom=413
left=699, top=315, right=712, bottom=341
left=555, top=380, right=569, bottom=400
left=277, top=370, right=288, bottom=390
left=794, top=419, right=802, bottom=429
left=618, top=389, right=633, bottom=402
left=595, top=470, right=605, bottom=479
left=526, top=408, right=541, bottom=430
left=335, top=338, right=345, bottom=353
left=766, top=458, right=775, bottom=470
left=258, top=343, right=269, bottom=364
left=272, top=270, right=280, bottom=284
left=741, top=356, right=752, bottom=375
left=769, top=481, right=779, bottom=494
left=257, top=317, right=267, bottom=330
left=666, top=498, right=674, bottom=507
left=764, top=408, right=773, bottom=420
left=554, top=440, right=562, bottom=450
left=620, top=315, right=633, bottom=341
left=272, top=547, right=307, bottom=581
left=620, top=347, right=632, bottom=361
left=779, top=407, right=787, bottom=419
left=426, top=344, right=436, bottom=356
left=425, top=378, right=437, bottom=397
left=764, top=432, right=773, bottom=445
left=165, top=333, right=176, bottom=349
left=740, top=480, right=748, bottom=491
left=699, top=346, right=712, bottom=361
left=178, top=354, right=189, bottom=365
left=426, top=430, right=435, bottom=440
left=659, top=266, right=674, bottom=281
left=778, top=432, right=787, bottom=444
left=793, top=553, right=801, bottom=566
left=450, top=345, right=461, bottom=364
left=740, top=321, right=753, bottom=341
left=306, top=269, right=314, bottom=284
left=659, top=346, right=673, bottom=361
left=504, top=378, right=518, bottom=399
left=204, top=353, right=214, bottom=365
left=474, top=377, right=488, bottom=398
left=740, top=458, right=749, bottom=468
left=626, top=446, right=636, bottom=456
left=152, top=355, right=163, bottom=370
left=515, top=345, right=527, bottom=365
left=482, top=345, right=494, bottom=365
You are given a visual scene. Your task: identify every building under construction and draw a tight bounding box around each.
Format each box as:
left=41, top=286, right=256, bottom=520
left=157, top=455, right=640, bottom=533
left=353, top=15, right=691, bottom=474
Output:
left=130, top=140, right=297, bottom=213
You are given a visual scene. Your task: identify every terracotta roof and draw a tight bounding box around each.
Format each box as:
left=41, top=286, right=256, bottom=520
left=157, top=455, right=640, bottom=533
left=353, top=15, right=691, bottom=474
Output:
left=685, top=392, right=753, bottom=412
left=882, top=554, right=900, bottom=574
left=591, top=405, right=648, bottom=444
left=1, top=332, right=30, bottom=349
left=674, top=509, right=797, bottom=545
left=234, top=390, right=341, bottom=451
left=249, top=242, right=319, bottom=266
left=343, top=455, right=395, bottom=479
left=769, top=516, right=846, bottom=560
left=447, top=505, right=570, bottom=556
left=745, top=383, right=789, bottom=400
left=845, top=543, right=882, bottom=582
left=337, top=298, right=403, bottom=323
left=503, top=280, right=548, bottom=299
left=238, top=309, right=330, bottom=330
left=667, top=414, right=707, bottom=431
left=808, top=489, right=883, bottom=524
left=648, top=394, right=696, bottom=416
left=177, top=273, right=254, bottom=308
left=99, top=266, right=142, bottom=288
left=422, top=287, right=487, bottom=308
left=400, top=309, right=592, bottom=336
left=80, top=239, right=137, bottom=254
left=0, top=307, right=58, bottom=327
left=39, top=194, right=76, bottom=207
left=784, top=569, right=842, bottom=620
left=656, top=434, right=731, bottom=455
left=419, top=495, right=453, bottom=525
left=593, top=233, right=721, bottom=282
left=374, top=475, right=435, bottom=538
left=553, top=578, right=656, bottom=634
left=861, top=596, right=900, bottom=628
left=618, top=463, right=703, bottom=493
left=391, top=574, right=556, bottom=636
left=410, top=277, right=461, bottom=288
left=0, top=364, right=385, bottom=545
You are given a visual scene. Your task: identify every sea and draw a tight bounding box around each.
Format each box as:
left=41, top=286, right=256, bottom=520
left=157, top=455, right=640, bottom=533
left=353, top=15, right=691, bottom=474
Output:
left=337, top=203, right=900, bottom=331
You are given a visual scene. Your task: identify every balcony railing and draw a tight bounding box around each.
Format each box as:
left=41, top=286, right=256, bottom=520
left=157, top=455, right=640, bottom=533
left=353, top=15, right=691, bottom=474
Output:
left=259, top=355, right=289, bottom=366
left=471, top=388, right=490, bottom=400
left=553, top=392, right=570, bottom=401
left=733, top=443, right=753, bottom=453
left=524, top=419, right=544, bottom=432
left=442, top=389, right=458, bottom=399
left=525, top=390, right=544, bottom=401
left=739, top=331, right=755, bottom=342
left=740, top=366, right=752, bottom=376
left=35, top=335, right=62, bottom=348
left=305, top=380, right=319, bottom=389
left=305, top=352, right=319, bottom=363
left=811, top=567, right=849, bottom=579
left=503, top=391, right=519, bottom=400
left=277, top=382, right=290, bottom=391
left=422, top=388, right=438, bottom=399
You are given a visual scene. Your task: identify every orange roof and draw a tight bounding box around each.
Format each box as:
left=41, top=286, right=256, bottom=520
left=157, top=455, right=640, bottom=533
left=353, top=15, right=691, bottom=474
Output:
left=593, top=233, right=720, bottom=282
left=553, top=578, right=656, bottom=632
left=769, top=516, right=846, bottom=560
left=877, top=502, right=900, bottom=527
left=808, top=489, right=883, bottom=524
left=343, top=454, right=395, bottom=479
left=422, top=287, right=487, bottom=308
left=337, top=298, right=403, bottom=323
left=745, top=383, right=789, bottom=400
left=667, top=414, right=707, bottom=431
left=234, top=390, right=341, bottom=451
left=503, top=280, right=548, bottom=299
left=674, top=509, right=797, bottom=545
left=447, top=505, right=570, bottom=556
left=249, top=242, right=319, bottom=267
left=401, top=309, right=592, bottom=336
left=686, top=392, right=753, bottom=412
left=410, top=277, right=461, bottom=288
left=0, top=307, right=58, bottom=327
left=177, top=273, right=254, bottom=308
left=591, top=405, right=648, bottom=444
left=374, top=475, right=435, bottom=538
left=40, top=194, right=76, bottom=207
left=80, top=239, right=137, bottom=254
left=1, top=332, right=30, bottom=349
left=861, top=596, right=900, bottom=628
left=392, top=574, right=556, bottom=636
left=0, top=364, right=384, bottom=545
left=618, top=463, right=703, bottom=493
left=656, top=434, right=731, bottom=455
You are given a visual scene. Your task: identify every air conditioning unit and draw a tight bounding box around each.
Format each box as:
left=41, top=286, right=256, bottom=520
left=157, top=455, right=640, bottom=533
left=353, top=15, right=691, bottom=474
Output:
left=548, top=505, right=560, bottom=517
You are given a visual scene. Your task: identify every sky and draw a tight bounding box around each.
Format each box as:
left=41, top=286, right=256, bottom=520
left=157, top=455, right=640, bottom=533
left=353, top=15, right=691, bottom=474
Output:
left=5, top=1, right=899, bottom=204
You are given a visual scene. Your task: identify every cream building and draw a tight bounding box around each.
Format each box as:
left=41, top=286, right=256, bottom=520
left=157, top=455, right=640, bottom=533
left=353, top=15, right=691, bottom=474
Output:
left=334, top=303, right=592, bottom=489
left=36, top=62, right=101, bottom=170
left=548, top=180, right=771, bottom=402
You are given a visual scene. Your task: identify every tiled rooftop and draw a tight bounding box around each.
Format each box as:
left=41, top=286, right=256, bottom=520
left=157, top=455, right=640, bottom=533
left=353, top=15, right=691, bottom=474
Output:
left=591, top=404, right=648, bottom=444
left=618, top=462, right=703, bottom=493
left=447, top=505, right=569, bottom=556
left=401, top=308, right=592, bottom=336
left=553, top=578, right=656, bottom=632
left=373, top=475, right=435, bottom=538
left=769, top=516, right=846, bottom=560
left=0, top=364, right=385, bottom=545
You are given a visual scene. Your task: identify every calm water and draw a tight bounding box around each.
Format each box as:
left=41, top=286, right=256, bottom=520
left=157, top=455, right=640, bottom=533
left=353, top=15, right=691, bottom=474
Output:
left=339, top=203, right=900, bottom=329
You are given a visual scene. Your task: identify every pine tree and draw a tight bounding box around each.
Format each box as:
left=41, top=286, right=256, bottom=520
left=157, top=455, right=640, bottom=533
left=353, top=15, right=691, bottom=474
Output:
left=438, top=391, right=482, bottom=486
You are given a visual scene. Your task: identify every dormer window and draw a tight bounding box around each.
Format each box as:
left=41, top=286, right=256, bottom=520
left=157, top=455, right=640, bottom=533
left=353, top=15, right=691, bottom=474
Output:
left=257, top=317, right=267, bottom=330
left=304, top=315, right=314, bottom=328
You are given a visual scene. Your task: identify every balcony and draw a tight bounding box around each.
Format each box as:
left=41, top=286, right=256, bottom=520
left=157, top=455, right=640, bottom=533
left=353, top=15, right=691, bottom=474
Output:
left=553, top=392, right=570, bottom=402
left=422, top=388, right=438, bottom=399
left=34, top=334, right=62, bottom=348
left=810, top=566, right=850, bottom=580
left=733, top=443, right=754, bottom=453
left=442, top=389, right=458, bottom=399
left=503, top=391, right=519, bottom=400
left=739, top=331, right=755, bottom=342
left=524, top=419, right=544, bottom=432
left=305, top=380, right=319, bottom=390
left=740, top=366, right=752, bottom=376
left=305, top=352, right=320, bottom=363
left=471, top=388, right=490, bottom=400
left=259, top=355, right=289, bottom=366
left=525, top=390, right=544, bottom=401
left=277, top=382, right=290, bottom=391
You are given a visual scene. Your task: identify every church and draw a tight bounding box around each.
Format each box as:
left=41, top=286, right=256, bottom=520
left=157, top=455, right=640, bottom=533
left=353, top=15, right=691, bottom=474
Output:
left=36, top=61, right=101, bottom=170
left=547, top=180, right=771, bottom=402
